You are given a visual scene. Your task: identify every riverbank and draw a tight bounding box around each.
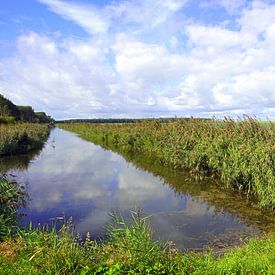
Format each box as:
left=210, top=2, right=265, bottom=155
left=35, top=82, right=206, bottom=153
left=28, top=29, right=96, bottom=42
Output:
left=1, top=223, right=274, bottom=274
left=0, top=176, right=274, bottom=274
left=59, top=118, right=275, bottom=210
left=0, top=123, right=51, bottom=156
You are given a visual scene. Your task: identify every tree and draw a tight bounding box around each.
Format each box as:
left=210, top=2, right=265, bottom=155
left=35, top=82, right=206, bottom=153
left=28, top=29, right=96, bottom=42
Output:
left=0, top=94, right=20, bottom=119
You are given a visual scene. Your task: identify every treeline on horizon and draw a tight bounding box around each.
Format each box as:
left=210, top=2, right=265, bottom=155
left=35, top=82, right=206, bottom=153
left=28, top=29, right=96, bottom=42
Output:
left=56, top=117, right=211, bottom=124
left=0, top=94, right=54, bottom=124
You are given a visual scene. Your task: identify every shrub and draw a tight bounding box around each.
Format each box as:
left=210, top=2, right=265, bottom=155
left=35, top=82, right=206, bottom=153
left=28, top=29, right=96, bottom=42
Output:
left=0, top=116, right=16, bottom=124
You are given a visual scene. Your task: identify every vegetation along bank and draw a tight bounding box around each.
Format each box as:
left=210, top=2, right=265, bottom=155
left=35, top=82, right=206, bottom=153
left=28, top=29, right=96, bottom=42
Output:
left=0, top=94, right=53, bottom=156
left=0, top=175, right=274, bottom=274
left=59, top=118, right=275, bottom=210
left=0, top=123, right=51, bottom=156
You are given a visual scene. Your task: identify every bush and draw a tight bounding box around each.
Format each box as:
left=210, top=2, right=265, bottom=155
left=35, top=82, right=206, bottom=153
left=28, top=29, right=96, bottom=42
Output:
left=0, top=116, right=16, bottom=124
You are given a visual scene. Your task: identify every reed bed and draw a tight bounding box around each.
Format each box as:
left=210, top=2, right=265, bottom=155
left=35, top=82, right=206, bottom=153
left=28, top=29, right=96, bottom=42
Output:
left=60, top=118, right=275, bottom=210
left=0, top=123, right=50, bottom=156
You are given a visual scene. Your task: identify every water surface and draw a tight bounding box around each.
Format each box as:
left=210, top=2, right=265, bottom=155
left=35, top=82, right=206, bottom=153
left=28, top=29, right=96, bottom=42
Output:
left=1, top=128, right=274, bottom=251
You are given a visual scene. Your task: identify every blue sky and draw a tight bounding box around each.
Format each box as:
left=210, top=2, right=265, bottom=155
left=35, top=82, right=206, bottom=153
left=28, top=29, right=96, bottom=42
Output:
left=0, top=0, right=275, bottom=119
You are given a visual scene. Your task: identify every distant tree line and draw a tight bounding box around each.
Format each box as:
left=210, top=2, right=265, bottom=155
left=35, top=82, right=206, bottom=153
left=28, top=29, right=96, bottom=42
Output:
left=56, top=118, right=143, bottom=124
left=56, top=117, right=212, bottom=124
left=0, top=94, right=54, bottom=124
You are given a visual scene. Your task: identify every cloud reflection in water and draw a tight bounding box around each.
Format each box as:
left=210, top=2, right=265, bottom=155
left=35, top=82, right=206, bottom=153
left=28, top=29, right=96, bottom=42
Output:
left=7, top=128, right=259, bottom=250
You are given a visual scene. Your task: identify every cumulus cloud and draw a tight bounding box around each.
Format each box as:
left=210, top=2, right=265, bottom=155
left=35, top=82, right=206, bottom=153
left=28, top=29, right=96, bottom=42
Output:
left=0, top=0, right=275, bottom=119
left=0, top=32, right=117, bottom=118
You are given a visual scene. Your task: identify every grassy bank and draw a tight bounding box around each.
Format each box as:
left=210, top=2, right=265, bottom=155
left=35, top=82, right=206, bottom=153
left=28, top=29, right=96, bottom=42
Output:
left=0, top=220, right=274, bottom=274
left=0, top=123, right=51, bottom=156
left=1, top=176, right=274, bottom=274
left=59, top=118, right=275, bottom=210
left=0, top=177, right=28, bottom=241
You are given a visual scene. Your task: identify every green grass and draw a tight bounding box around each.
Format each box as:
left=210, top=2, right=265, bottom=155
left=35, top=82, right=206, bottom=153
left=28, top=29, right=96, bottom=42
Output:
left=0, top=116, right=16, bottom=124
left=0, top=213, right=274, bottom=274
left=0, top=123, right=50, bottom=156
left=0, top=176, right=274, bottom=274
left=0, top=176, right=28, bottom=241
left=59, top=118, right=275, bottom=210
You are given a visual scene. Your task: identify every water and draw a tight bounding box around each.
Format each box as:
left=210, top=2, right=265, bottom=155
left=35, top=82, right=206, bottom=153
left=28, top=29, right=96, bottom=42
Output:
left=1, top=128, right=274, bottom=251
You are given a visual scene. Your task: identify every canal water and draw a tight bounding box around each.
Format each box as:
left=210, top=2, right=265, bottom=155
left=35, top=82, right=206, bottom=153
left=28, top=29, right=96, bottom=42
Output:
left=1, top=128, right=273, bottom=251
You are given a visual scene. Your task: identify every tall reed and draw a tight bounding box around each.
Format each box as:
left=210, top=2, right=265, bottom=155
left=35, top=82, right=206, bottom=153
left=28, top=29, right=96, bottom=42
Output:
left=60, top=118, right=275, bottom=210
left=0, top=123, right=50, bottom=156
left=0, top=176, right=28, bottom=241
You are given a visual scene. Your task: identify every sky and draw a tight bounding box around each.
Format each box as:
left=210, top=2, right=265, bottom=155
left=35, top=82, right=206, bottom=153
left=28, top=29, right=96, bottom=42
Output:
left=0, top=0, right=275, bottom=120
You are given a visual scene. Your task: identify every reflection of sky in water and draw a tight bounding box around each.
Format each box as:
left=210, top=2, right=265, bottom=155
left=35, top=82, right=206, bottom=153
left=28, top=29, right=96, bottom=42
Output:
left=7, top=128, right=257, bottom=250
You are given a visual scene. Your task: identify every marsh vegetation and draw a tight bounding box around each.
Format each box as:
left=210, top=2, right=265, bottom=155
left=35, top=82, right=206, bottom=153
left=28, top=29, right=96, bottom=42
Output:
left=60, top=117, right=275, bottom=210
left=0, top=123, right=50, bottom=156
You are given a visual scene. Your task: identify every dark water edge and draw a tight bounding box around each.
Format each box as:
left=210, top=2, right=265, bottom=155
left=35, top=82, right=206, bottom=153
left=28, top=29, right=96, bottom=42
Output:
left=0, top=128, right=274, bottom=252
left=108, top=147, right=274, bottom=231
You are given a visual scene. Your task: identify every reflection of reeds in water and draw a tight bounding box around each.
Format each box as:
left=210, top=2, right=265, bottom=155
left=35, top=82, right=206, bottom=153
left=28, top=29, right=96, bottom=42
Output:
left=59, top=118, right=275, bottom=210
left=0, top=147, right=43, bottom=174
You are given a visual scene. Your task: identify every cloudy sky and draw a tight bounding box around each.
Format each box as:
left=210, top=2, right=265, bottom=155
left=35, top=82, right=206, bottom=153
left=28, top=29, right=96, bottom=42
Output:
left=0, top=0, right=275, bottom=119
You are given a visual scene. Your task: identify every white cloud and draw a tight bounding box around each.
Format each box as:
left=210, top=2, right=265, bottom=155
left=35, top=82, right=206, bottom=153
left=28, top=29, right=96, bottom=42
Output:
left=238, top=1, right=275, bottom=34
left=0, top=32, right=117, bottom=118
left=38, top=0, right=109, bottom=34
left=185, top=25, right=256, bottom=49
left=108, top=0, right=188, bottom=28
left=116, top=166, right=167, bottom=206
left=1, top=0, right=275, bottom=119
left=38, top=0, right=188, bottom=34
left=213, top=67, right=275, bottom=108
left=112, top=34, right=187, bottom=105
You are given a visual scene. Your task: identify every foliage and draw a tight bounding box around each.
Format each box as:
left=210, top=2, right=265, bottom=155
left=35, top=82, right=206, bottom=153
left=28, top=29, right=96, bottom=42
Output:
left=0, top=211, right=274, bottom=274
left=0, top=123, right=50, bottom=156
left=34, top=112, right=54, bottom=123
left=59, top=117, right=275, bottom=210
left=16, top=106, right=54, bottom=123
left=0, top=116, right=16, bottom=124
left=0, top=93, right=54, bottom=123
left=0, top=95, right=20, bottom=118
left=16, top=106, right=35, bottom=122
left=0, top=176, right=28, bottom=241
